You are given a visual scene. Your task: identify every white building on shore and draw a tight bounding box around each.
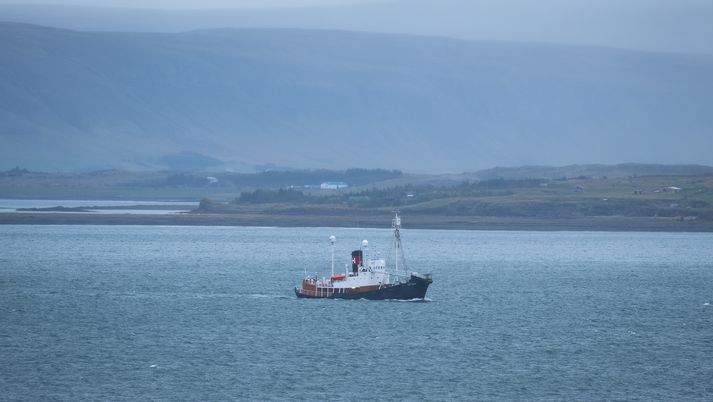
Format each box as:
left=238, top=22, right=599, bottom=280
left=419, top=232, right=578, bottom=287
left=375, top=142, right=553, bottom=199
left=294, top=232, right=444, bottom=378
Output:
left=320, top=181, right=348, bottom=190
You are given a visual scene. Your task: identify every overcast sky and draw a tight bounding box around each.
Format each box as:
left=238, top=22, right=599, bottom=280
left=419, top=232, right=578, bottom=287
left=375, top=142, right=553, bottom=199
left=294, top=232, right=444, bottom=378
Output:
left=5, top=0, right=707, bottom=9
left=0, top=0, right=377, bottom=8
left=1, top=0, right=711, bottom=54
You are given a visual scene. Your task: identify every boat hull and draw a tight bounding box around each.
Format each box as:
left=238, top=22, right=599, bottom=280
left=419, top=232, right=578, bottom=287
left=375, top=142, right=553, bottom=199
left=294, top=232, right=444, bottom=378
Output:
left=295, top=274, right=431, bottom=300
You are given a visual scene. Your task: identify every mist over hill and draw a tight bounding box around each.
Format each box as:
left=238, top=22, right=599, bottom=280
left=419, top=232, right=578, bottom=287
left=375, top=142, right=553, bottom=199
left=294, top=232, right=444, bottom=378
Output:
left=1, top=23, right=712, bottom=172
left=2, top=1, right=713, bottom=54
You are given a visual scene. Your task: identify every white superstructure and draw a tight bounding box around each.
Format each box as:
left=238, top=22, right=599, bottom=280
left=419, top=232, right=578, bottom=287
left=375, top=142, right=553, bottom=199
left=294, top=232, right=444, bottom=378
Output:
left=295, top=212, right=432, bottom=300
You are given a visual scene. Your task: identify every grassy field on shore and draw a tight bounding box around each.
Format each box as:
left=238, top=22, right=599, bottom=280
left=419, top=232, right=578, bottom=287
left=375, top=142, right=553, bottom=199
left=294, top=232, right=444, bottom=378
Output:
left=196, top=174, right=713, bottom=226
left=2, top=167, right=713, bottom=232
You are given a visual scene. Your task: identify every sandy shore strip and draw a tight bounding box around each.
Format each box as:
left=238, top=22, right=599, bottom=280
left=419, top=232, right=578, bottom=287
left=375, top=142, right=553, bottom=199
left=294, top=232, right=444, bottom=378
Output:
left=1, top=212, right=712, bottom=232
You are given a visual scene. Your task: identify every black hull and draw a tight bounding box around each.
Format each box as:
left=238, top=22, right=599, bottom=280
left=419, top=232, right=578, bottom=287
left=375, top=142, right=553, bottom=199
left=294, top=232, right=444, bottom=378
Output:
left=295, top=274, right=431, bottom=300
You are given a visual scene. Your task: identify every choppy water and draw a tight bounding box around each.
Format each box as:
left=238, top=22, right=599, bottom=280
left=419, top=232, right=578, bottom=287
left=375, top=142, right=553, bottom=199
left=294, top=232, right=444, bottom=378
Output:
left=1, top=225, right=712, bottom=400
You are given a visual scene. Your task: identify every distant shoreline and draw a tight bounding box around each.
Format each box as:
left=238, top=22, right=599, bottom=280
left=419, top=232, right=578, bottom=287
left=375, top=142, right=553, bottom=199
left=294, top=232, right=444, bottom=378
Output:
left=1, top=212, right=712, bottom=232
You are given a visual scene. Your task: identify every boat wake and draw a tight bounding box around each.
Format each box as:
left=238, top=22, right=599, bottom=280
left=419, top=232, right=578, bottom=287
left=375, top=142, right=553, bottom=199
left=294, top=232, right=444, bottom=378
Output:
left=248, top=293, right=292, bottom=300
left=386, top=297, right=433, bottom=302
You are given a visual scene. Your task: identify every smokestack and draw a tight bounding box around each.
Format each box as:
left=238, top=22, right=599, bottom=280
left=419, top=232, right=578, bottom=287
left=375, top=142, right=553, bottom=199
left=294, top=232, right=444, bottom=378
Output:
left=351, top=250, right=362, bottom=275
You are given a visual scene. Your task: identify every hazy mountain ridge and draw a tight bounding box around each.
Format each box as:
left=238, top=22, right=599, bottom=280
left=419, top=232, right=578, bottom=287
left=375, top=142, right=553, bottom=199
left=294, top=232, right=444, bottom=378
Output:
left=1, top=23, right=712, bottom=172
left=2, top=1, right=713, bottom=54
left=468, top=164, right=713, bottom=181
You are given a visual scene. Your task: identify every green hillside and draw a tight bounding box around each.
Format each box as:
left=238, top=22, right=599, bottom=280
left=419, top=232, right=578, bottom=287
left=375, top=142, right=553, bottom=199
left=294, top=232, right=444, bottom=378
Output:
left=2, top=23, right=713, bottom=172
left=198, top=174, right=713, bottom=223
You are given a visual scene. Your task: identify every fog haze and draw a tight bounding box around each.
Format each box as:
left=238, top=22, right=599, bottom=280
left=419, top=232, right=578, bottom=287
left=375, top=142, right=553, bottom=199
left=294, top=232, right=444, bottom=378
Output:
left=1, top=1, right=712, bottom=172
left=2, top=23, right=711, bottom=172
left=2, top=0, right=712, bottom=54
left=0, top=0, right=373, bottom=8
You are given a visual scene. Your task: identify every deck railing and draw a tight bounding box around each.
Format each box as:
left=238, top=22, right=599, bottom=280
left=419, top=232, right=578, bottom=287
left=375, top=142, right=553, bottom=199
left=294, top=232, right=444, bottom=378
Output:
left=298, top=286, right=348, bottom=297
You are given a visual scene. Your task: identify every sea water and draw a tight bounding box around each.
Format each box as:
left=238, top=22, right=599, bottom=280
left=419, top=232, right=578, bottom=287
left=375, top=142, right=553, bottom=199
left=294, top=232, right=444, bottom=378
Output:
left=1, top=225, right=712, bottom=400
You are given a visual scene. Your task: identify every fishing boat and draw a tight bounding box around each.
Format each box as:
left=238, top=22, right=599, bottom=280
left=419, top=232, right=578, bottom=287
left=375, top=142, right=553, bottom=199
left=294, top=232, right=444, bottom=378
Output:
left=295, top=212, right=432, bottom=300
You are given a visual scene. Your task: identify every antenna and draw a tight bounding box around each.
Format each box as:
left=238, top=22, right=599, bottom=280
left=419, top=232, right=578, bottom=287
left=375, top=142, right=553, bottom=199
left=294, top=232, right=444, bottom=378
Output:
left=329, top=235, right=336, bottom=277
left=361, top=239, right=368, bottom=268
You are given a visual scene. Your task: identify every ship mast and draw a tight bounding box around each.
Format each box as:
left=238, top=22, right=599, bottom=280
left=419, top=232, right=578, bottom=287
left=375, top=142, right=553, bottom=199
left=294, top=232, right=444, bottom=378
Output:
left=392, top=211, right=406, bottom=278
left=329, top=235, right=336, bottom=277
